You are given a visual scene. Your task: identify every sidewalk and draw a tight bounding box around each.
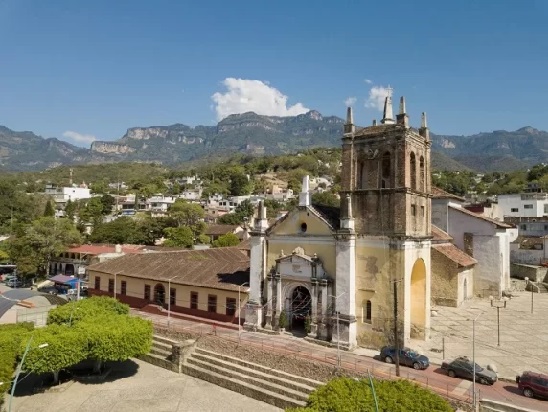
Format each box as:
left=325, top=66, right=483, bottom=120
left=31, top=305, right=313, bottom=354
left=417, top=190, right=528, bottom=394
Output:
left=410, top=291, right=548, bottom=381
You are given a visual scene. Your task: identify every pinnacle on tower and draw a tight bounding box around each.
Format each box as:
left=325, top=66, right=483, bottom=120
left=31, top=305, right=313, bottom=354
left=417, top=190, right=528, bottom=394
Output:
left=344, top=106, right=355, bottom=134
left=421, top=112, right=428, bottom=128
left=299, top=175, right=311, bottom=207
left=396, top=96, right=409, bottom=127
left=419, top=112, right=430, bottom=140
left=380, top=87, right=395, bottom=125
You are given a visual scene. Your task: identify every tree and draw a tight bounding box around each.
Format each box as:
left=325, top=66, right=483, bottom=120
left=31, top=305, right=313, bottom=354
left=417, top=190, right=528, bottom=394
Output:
left=290, top=377, right=452, bottom=412
left=230, top=173, right=252, bottom=196
left=43, top=200, right=55, bottom=217
left=8, top=217, right=82, bottom=276
left=168, top=199, right=206, bottom=236
left=312, top=191, right=340, bottom=208
left=0, top=323, right=34, bottom=404
left=212, top=233, right=240, bottom=248
left=89, top=217, right=143, bottom=244
left=100, top=194, right=116, bottom=215
left=136, top=216, right=177, bottom=246
left=22, top=324, right=88, bottom=384
left=64, top=199, right=77, bottom=221
left=47, top=296, right=130, bottom=326
left=163, top=226, right=194, bottom=248
left=196, top=234, right=211, bottom=245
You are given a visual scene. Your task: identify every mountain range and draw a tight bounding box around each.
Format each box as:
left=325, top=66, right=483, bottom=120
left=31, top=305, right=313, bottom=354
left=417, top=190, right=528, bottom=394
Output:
left=0, top=112, right=546, bottom=172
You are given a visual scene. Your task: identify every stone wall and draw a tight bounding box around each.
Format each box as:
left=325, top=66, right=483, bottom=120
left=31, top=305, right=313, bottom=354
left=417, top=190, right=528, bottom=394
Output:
left=511, top=263, right=548, bottom=282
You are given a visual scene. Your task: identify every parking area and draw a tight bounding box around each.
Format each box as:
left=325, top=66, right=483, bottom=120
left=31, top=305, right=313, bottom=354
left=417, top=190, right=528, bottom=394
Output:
left=410, top=291, right=548, bottom=380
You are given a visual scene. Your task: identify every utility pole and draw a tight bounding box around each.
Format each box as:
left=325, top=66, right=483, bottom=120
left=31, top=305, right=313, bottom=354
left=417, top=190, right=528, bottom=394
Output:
left=393, top=280, right=400, bottom=377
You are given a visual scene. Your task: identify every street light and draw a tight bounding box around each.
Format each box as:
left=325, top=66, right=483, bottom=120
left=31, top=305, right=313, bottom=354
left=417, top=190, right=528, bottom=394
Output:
left=467, top=311, right=483, bottom=410
left=238, top=282, right=249, bottom=343
left=524, top=277, right=535, bottom=314
left=9, top=338, right=48, bottom=412
left=167, top=275, right=179, bottom=328
left=329, top=292, right=345, bottom=370
left=489, top=296, right=508, bottom=347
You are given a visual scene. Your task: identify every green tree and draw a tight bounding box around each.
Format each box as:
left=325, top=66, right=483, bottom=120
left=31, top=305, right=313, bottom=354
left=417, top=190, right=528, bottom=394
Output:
left=230, top=173, right=252, bottom=196
left=21, top=324, right=88, bottom=384
left=100, top=194, right=116, bottom=215
left=290, top=377, right=452, bottom=412
left=168, top=199, right=206, bottom=236
left=8, top=217, right=82, bottom=277
left=89, top=217, right=143, bottom=244
left=196, top=234, right=211, bottom=245
left=163, top=226, right=194, bottom=248
left=47, top=296, right=130, bottom=326
left=43, top=200, right=55, bottom=217
left=212, top=233, right=240, bottom=248
left=217, top=213, right=243, bottom=225
left=64, top=199, right=77, bottom=221
left=136, top=216, right=177, bottom=246
left=311, top=191, right=340, bottom=207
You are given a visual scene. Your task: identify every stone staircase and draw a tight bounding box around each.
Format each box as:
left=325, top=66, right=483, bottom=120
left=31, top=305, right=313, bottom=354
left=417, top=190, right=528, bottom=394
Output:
left=526, top=282, right=548, bottom=293
left=138, top=334, right=180, bottom=373
left=183, top=347, right=322, bottom=409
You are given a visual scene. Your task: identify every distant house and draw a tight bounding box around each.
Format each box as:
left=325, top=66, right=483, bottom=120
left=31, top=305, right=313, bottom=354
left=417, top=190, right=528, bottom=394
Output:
left=86, top=247, right=250, bottom=324
left=45, top=183, right=92, bottom=209
left=205, top=224, right=248, bottom=242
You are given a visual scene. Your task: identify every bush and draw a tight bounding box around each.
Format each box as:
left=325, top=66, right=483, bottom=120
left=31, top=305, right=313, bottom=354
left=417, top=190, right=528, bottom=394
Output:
left=278, top=310, right=287, bottom=330
left=0, top=323, right=34, bottom=407
left=289, top=377, right=453, bottom=412
left=47, top=296, right=129, bottom=325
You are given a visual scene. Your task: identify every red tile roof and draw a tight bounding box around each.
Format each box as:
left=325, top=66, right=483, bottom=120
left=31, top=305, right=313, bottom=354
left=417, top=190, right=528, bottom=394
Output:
left=431, top=187, right=466, bottom=202
left=432, top=244, right=477, bottom=268
left=87, top=247, right=249, bottom=292
left=205, top=224, right=240, bottom=236
left=431, top=225, right=453, bottom=242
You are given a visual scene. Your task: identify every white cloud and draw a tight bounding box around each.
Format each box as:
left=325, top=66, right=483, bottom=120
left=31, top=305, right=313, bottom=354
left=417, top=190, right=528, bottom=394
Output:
left=62, top=130, right=98, bottom=145
left=365, top=86, right=392, bottom=112
left=211, top=78, right=309, bottom=121
left=364, top=79, right=373, bottom=84
left=344, top=97, right=357, bottom=107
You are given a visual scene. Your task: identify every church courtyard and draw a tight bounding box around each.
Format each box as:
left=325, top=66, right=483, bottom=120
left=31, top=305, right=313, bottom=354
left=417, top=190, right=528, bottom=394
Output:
left=410, top=290, right=548, bottom=380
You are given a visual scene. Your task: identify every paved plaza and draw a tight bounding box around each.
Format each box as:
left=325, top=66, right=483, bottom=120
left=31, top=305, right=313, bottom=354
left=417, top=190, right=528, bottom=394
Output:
left=9, top=358, right=281, bottom=412
left=411, top=290, right=548, bottom=380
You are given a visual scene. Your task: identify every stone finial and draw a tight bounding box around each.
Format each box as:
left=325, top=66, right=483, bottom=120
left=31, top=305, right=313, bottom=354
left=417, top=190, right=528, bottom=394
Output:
left=258, top=200, right=266, bottom=219
left=299, top=175, right=311, bottom=207
left=346, top=193, right=353, bottom=219
left=419, top=112, right=430, bottom=140
left=399, top=96, right=406, bottom=115
left=280, top=250, right=285, bottom=257
left=346, top=106, right=353, bottom=125
left=381, top=95, right=395, bottom=125
left=396, top=96, right=409, bottom=127
left=421, top=112, right=428, bottom=128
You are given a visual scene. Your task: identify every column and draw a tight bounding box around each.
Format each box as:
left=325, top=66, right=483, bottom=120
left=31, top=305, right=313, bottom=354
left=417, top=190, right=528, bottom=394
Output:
left=309, top=279, right=318, bottom=337
left=274, top=274, right=282, bottom=328
left=264, top=274, right=273, bottom=330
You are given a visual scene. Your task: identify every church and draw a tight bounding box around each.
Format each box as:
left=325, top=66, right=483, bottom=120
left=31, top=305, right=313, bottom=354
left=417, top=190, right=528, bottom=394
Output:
left=245, top=92, right=432, bottom=350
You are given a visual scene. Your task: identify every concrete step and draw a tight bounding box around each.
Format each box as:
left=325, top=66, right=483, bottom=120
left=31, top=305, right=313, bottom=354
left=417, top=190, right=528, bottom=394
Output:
left=193, top=347, right=323, bottom=389
left=152, top=334, right=179, bottom=346
left=138, top=353, right=178, bottom=373
left=152, top=340, right=172, bottom=353
left=187, top=356, right=310, bottom=402
left=150, top=347, right=172, bottom=358
left=183, top=361, right=307, bottom=410
left=191, top=352, right=317, bottom=395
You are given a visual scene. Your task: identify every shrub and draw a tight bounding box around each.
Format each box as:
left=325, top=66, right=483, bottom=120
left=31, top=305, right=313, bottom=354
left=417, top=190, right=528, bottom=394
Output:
left=304, top=315, right=312, bottom=334
left=289, top=376, right=453, bottom=412
left=47, top=296, right=129, bottom=325
left=278, top=310, right=287, bottom=330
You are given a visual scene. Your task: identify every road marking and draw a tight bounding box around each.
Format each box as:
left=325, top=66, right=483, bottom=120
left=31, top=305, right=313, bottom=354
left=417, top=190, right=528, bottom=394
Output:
left=451, top=380, right=472, bottom=396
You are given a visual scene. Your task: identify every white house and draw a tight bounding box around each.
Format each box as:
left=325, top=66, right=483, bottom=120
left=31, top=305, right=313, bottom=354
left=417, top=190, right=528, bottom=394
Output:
left=45, top=184, right=92, bottom=208
left=496, top=192, right=548, bottom=219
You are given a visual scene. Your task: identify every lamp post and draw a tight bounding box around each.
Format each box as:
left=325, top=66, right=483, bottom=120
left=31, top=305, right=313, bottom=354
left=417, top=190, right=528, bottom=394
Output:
left=329, top=292, right=345, bottom=370
left=489, top=296, right=508, bottom=347
left=468, top=311, right=483, bottom=410
left=167, top=275, right=179, bottom=328
left=238, top=282, right=249, bottom=343
left=9, top=338, right=48, bottom=412
left=524, top=277, right=534, bottom=314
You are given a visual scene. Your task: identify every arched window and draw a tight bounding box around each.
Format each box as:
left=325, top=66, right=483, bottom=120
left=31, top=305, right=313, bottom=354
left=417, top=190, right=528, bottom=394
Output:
left=419, top=156, right=425, bottom=191
left=363, top=300, right=372, bottom=323
left=154, top=284, right=166, bottom=305
left=381, top=152, right=391, bottom=188
left=410, top=152, right=417, bottom=189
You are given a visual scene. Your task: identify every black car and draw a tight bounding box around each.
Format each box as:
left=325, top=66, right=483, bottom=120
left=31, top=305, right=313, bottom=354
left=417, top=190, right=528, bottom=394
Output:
left=380, top=346, right=430, bottom=370
left=441, top=356, right=497, bottom=385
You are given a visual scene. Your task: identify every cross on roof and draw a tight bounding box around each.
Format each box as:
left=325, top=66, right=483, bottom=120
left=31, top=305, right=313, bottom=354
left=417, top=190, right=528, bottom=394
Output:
left=386, top=85, right=393, bottom=98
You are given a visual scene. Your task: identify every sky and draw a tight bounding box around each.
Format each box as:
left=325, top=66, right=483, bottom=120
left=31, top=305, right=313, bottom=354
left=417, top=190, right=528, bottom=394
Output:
left=1, top=0, right=547, bottom=147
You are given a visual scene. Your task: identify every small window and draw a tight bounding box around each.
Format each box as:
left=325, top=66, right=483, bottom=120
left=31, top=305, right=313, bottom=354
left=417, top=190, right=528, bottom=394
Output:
left=144, top=285, right=151, bottom=300
left=226, top=297, right=236, bottom=316
left=524, top=204, right=533, bottom=209
left=121, top=281, right=127, bottom=295
left=190, top=292, right=198, bottom=310
left=511, top=208, right=518, bottom=213
left=208, top=294, right=217, bottom=313
left=420, top=206, right=425, bottom=217
left=300, top=222, right=307, bottom=233
left=411, top=205, right=416, bottom=216
left=108, top=279, right=114, bottom=293
left=521, top=224, right=527, bottom=230
left=94, top=276, right=101, bottom=290
left=363, top=300, right=372, bottom=323
left=170, top=288, right=176, bottom=306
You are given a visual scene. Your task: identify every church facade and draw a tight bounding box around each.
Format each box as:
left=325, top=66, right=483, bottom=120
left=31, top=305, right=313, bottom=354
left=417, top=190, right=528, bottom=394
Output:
left=245, top=93, right=432, bottom=349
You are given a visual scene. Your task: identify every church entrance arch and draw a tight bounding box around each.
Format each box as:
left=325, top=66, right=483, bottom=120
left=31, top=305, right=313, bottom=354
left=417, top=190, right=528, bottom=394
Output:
left=410, top=259, right=426, bottom=339
left=289, top=286, right=311, bottom=332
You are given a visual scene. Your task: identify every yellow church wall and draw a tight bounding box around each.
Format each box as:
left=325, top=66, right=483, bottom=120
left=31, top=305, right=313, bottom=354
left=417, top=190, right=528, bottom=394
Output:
left=270, top=208, right=334, bottom=237
left=266, top=240, right=337, bottom=276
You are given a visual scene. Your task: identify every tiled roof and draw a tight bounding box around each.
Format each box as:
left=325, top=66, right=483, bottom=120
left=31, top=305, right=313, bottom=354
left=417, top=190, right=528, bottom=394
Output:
left=432, top=244, right=477, bottom=268
left=431, top=187, right=466, bottom=202
left=205, top=224, right=240, bottom=236
left=512, top=236, right=545, bottom=246
left=67, top=244, right=145, bottom=255
left=87, top=247, right=250, bottom=292
left=449, top=205, right=514, bottom=229
left=431, top=225, right=453, bottom=242
left=237, top=238, right=251, bottom=251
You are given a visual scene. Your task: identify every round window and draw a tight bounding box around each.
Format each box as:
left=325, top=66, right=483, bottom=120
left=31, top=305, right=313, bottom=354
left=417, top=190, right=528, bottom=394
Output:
left=300, top=222, right=307, bottom=233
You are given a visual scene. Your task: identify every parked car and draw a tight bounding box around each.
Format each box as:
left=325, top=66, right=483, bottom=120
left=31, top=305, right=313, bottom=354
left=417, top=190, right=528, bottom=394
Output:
left=380, top=346, right=430, bottom=370
left=3, top=274, right=17, bottom=283
left=441, top=356, right=497, bottom=385
left=516, top=371, right=548, bottom=399
left=6, top=279, right=22, bottom=288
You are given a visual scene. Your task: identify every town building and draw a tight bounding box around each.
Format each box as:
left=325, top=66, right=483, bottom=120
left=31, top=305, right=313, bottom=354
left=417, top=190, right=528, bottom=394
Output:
left=245, top=94, right=432, bottom=349
left=495, top=191, right=548, bottom=219
left=45, top=183, right=92, bottom=209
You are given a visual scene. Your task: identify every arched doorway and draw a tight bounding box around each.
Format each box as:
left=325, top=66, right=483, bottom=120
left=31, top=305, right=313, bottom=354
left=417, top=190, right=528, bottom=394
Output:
left=65, top=264, right=75, bottom=276
left=410, top=259, right=426, bottom=339
left=289, top=286, right=311, bottom=332
left=154, top=284, right=165, bottom=306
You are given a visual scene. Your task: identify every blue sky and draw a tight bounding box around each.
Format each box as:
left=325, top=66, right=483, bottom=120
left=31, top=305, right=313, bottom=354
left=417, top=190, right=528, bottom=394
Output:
left=1, top=0, right=547, bottom=147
